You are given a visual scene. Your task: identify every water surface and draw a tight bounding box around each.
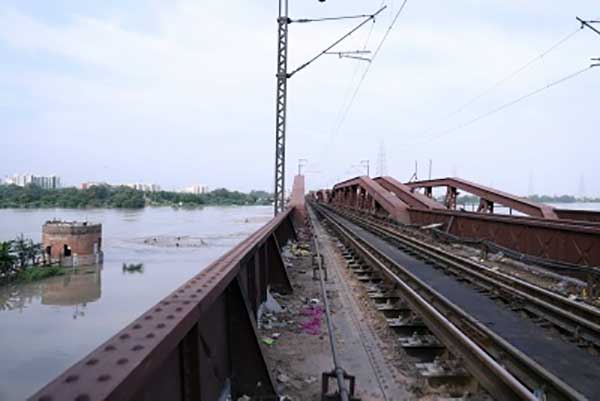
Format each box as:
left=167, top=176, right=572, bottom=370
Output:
left=0, top=206, right=272, bottom=401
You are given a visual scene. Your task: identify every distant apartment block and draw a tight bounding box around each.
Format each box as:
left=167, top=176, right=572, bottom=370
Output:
left=126, top=183, right=162, bottom=192
left=183, top=184, right=209, bottom=194
left=4, top=174, right=61, bottom=189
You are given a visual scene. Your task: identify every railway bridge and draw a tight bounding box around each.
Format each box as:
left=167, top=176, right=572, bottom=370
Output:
left=31, top=175, right=600, bottom=401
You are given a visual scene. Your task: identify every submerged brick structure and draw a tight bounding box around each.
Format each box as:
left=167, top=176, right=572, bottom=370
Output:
left=42, top=221, right=103, bottom=267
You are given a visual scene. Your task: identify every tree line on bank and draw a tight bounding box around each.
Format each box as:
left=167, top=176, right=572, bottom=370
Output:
left=0, top=184, right=273, bottom=209
left=0, top=235, right=62, bottom=284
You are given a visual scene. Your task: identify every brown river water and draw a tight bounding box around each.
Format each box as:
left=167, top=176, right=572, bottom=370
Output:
left=0, top=206, right=272, bottom=401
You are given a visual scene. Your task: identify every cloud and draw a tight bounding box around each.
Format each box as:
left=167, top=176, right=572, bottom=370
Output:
left=0, top=0, right=598, bottom=195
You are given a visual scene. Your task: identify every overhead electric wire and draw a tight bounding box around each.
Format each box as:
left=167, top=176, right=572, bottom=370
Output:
left=577, top=17, right=600, bottom=37
left=292, top=13, right=378, bottom=24
left=406, top=64, right=597, bottom=145
left=329, top=8, right=379, bottom=132
left=288, top=6, right=386, bottom=78
left=332, top=0, right=409, bottom=138
left=410, top=26, right=584, bottom=141
left=443, top=27, right=583, bottom=120
left=316, top=0, right=383, bottom=168
left=319, top=0, right=402, bottom=185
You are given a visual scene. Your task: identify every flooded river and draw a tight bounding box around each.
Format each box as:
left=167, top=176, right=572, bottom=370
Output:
left=0, top=206, right=272, bottom=401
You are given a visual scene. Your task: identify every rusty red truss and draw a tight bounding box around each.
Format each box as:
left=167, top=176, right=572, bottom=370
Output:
left=332, top=176, right=411, bottom=223
left=555, top=208, right=600, bottom=223
left=409, top=208, right=600, bottom=267
left=319, top=175, right=600, bottom=268
left=406, top=177, right=558, bottom=219
left=373, top=176, right=445, bottom=210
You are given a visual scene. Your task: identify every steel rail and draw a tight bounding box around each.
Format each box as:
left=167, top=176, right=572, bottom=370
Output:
left=312, top=203, right=539, bottom=401
left=313, top=203, right=588, bottom=401
left=307, top=207, right=352, bottom=401
left=337, top=208, right=600, bottom=329
left=333, top=208, right=600, bottom=347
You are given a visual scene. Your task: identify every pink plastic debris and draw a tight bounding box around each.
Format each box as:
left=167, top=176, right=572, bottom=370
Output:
left=301, top=305, right=324, bottom=335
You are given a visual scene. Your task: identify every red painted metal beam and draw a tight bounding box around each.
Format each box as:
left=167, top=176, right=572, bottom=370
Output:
left=289, top=174, right=306, bottom=227
left=332, top=176, right=411, bottom=223
left=374, top=176, right=445, bottom=210
left=409, top=208, right=600, bottom=266
left=555, top=209, right=600, bottom=223
left=406, top=177, right=558, bottom=219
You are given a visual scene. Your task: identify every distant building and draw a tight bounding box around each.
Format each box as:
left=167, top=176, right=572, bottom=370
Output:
left=42, top=220, right=103, bottom=267
left=183, top=184, right=209, bottom=194
left=125, top=183, right=162, bottom=192
left=8, top=174, right=61, bottom=189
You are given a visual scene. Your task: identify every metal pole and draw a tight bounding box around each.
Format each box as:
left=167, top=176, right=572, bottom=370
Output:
left=298, top=158, right=308, bottom=175
left=274, top=0, right=290, bottom=215
left=310, top=221, right=351, bottom=401
left=273, top=0, right=380, bottom=215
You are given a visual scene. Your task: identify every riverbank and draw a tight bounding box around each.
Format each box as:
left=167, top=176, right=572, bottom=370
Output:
left=0, top=184, right=272, bottom=209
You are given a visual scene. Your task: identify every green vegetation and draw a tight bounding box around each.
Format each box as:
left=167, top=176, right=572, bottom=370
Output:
left=527, top=194, right=600, bottom=204
left=0, top=184, right=273, bottom=209
left=0, top=235, right=63, bottom=284
left=145, top=188, right=271, bottom=207
left=14, top=266, right=65, bottom=282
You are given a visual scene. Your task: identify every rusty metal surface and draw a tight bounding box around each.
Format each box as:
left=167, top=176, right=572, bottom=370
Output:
left=406, top=177, right=558, bottom=219
left=316, top=189, right=332, bottom=203
left=409, top=209, right=600, bottom=267
left=332, top=176, right=410, bottom=223
left=555, top=208, right=600, bottom=223
left=373, top=176, right=445, bottom=210
left=289, top=174, right=306, bottom=227
left=30, top=209, right=297, bottom=401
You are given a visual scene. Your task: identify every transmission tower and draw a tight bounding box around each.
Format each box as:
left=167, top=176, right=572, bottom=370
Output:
left=376, top=140, right=387, bottom=177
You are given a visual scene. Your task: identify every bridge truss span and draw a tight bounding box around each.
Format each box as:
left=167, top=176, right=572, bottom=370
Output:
left=331, top=176, right=411, bottom=223
left=407, top=177, right=558, bottom=219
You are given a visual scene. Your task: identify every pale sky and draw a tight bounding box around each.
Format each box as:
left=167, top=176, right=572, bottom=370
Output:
left=0, top=1, right=598, bottom=196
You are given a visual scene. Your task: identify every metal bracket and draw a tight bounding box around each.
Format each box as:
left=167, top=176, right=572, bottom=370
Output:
left=325, top=50, right=372, bottom=63
left=321, top=370, right=360, bottom=401
left=312, top=253, right=327, bottom=281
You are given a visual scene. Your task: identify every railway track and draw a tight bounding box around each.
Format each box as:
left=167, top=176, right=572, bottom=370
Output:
left=311, top=202, right=600, bottom=401
left=332, top=206, right=600, bottom=348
